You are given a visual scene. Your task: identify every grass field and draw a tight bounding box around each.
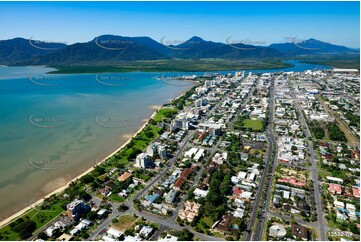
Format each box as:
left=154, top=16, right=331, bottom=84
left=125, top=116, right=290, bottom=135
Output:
left=243, top=119, right=263, bottom=131
left=202, top=217, right=215, bottom=227
left=109, top=194, right=126, bottom=203
left=116, top=124, right=162, bottom=164
left=0, top=203, right=63, bottom=241
left=112, top=214, right=137, bottom=233
left=318, top=169, right=332, bottom=179
left=153, top=108, right=178, bottom=123
left=0, top=224, right=19, bottom=241
left=212, top=231, right=225, bottom=238
left=195, top=216, right=215, bottom=234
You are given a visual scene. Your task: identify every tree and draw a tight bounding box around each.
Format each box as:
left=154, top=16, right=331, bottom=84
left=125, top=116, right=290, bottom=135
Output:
left=187, top=188, right=195, bottom=200
left=328, top=123, right=346, bottom=141
left=86, top=210, right=98, bottom=221
left=81, top=232, right=90, bottom=239
left=348, top=223, right=359, bottom=234
left=80, top=174, right=94, bottom=184
left=176, top=229, right=194, bottom=241
left=11, top=219, right=36, bottom=239
left=145, top=131, right=154, bottom=138
left=79, top=191, right=91, bottom=201
left=219, top=174, right=231, bottom=195
left=37, top=231, right=48, bottom=240
left=129, top=148, right=142, bottom=159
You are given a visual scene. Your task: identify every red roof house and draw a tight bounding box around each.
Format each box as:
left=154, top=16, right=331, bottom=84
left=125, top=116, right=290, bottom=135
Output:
left=328, top=184, right=342, bottom=195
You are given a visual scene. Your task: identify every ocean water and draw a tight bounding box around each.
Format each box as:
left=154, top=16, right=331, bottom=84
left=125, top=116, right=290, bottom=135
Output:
left=0, top=67, right=192, bottom=220
left=0, top=61, right=330, bottom=221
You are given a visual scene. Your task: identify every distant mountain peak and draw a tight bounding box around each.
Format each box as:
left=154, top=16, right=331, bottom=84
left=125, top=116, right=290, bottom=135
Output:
left=304, top=38, right=324, bottom=44
left=187, top=36, right=205, bottom=42
left=0, top=35, right=357, bottom=66
left=269, top=37, right=357, bottom=54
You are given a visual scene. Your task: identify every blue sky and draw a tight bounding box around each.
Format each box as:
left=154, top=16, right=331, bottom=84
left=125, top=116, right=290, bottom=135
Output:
left=0, top=1, right=359, bottom=48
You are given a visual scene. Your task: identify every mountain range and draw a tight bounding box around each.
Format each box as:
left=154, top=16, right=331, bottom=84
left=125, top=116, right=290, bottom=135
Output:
left=0, top=35, right=358, bottom=66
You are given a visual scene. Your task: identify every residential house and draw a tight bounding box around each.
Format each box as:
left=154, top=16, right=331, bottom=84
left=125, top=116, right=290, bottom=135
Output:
left=291, top=224, right=310, bottom=240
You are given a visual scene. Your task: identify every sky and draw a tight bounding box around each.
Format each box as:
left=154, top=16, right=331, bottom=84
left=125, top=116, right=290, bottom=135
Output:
left=0, top=1, right=359, bottom=48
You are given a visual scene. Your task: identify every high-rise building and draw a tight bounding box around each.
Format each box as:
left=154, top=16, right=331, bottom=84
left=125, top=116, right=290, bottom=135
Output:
left=135, top=153, right=154, bottom=168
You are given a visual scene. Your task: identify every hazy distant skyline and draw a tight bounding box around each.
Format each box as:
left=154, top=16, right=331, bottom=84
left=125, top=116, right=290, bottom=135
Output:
left=0, top=1, right=359, bottom=48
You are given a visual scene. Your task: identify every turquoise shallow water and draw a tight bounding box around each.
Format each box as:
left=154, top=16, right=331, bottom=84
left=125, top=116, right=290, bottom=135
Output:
left=0, top=61, right=330, bottom=221
left=0, top=67, right=193, bottom=220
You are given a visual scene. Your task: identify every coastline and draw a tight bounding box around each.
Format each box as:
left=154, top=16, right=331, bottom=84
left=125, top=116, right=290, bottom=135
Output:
left=0, top=90, right=189, bottom=229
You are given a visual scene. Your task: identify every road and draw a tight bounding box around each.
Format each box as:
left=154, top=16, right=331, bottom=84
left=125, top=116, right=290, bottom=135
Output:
left=89, top=86, right=231, bottom=240
left=133, top=209, right=220, bottom=241
left=290, top=83, right=328, bottom=241
left=88, top=128, right=197, bottom=240
left=267, top=210, right=318, bottom=228
left=245, top=77, right=277, bottom=241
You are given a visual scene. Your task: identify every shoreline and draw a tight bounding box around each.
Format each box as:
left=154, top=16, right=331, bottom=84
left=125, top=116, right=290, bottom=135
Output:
left=0, top=106, right=157, bottom=228
left=0, top=90, right=189, bottom=229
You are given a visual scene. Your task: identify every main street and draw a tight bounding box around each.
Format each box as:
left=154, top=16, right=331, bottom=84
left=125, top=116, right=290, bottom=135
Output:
left=244, top=77, right=277, bottom=241
left=290, top=83, right=328, bottom=241
left=252, top=78, right=279, bottom=241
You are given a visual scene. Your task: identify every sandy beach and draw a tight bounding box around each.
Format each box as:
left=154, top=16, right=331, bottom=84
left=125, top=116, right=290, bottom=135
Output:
left=0, top=70, right=194, bottom=229
left=0, top=106, right=161, bottom=228
left=149, top=104, right=162, bottom=110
